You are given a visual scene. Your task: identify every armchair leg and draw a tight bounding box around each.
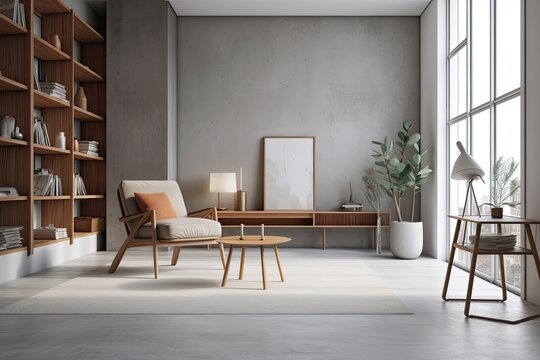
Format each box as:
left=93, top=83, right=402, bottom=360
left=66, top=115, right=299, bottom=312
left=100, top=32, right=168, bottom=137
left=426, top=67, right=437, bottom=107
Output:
left=108, top=236, right=131, bottom=273
left=171, top=247, right=181, bottom=266
left=219, top=243, right=226, bottom=269
left=152, top=243, right=159, bottom=279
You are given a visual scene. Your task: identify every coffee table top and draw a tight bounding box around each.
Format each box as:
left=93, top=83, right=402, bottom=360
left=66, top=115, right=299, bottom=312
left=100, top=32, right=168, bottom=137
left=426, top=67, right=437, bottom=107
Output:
left=217, top=235, right=291, bottom=246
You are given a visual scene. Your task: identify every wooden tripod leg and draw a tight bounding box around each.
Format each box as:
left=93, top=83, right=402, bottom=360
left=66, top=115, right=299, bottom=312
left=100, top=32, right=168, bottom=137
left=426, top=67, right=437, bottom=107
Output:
left=239, top=246, right=246, bottom=280
left=221, top=244, right=234, bottom=287
left=499, top=254, right=507, bottom=301
left=442, top=220, right=462, bottom=300
left=525, top=224, right=540, bottom=280
left=171, top=247, right=181, bottom=266
left=260, top=245, right=267, bottom=290
left=219, top=243, right=226, bottom=269
left=464, top=224, right=482, bottom=317
left=274, top=245, right=284, bottom=282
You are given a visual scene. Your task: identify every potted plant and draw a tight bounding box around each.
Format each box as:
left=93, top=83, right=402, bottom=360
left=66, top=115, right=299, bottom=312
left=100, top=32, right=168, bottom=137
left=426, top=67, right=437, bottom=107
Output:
left=363, top=167, right=383, bottom=255
left=482, top=156, right=520, bottom=218
left=371, top=120, right=432, bottom=259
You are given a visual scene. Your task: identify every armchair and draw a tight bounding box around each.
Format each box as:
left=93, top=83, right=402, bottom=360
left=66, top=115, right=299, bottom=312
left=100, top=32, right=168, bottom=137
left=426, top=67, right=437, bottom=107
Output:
left=109, top=180, right=225, bottom=278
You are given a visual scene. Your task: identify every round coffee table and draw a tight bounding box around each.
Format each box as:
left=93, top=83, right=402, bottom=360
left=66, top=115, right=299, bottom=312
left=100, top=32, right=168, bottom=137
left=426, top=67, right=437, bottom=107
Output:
left=217, top=235, right=291, bottom=290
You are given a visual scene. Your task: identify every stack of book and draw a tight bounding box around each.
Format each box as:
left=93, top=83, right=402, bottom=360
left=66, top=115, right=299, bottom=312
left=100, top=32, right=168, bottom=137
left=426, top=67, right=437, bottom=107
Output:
left=0, top=0, right=26, bottom=29
left=39, top=82, right=67, bottom=101
left=0, top=226, right=23, bottom=250
left=469, top=233, right=517, bottom=251
left=33, top=117, right=51, bottom=146
left=0, top=187, right=18, bottom=197
left=78, top=140, right=99, bottom=156
left=34, top=225, right=68, bottom=240
left=74, top=174, right=87, bottom=196
left=34, top=169, right=63, bottom=196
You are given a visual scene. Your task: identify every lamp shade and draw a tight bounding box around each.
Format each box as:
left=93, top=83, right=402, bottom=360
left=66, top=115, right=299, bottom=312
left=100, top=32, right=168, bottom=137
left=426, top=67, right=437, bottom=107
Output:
left=209, top=173, right=237, bottom=193
left=451, top=141, right=485, bottom=180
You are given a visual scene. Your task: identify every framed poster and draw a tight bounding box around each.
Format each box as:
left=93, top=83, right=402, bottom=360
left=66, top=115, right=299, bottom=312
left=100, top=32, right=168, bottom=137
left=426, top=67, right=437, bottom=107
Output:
left=264, top=136, right=315, bottom=210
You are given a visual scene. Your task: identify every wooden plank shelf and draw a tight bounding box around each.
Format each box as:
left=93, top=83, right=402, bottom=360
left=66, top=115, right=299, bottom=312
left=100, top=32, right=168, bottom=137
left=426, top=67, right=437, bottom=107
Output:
left=0, top=75, right=27, bottom=91
left=34, top=0, right=71, bottom=15
left=74, top=106, right=104, bottom=121
left=74, top=61, right=103, bottom=82
left=0, top=136, right=28, bottom=146
left=34, top=90, right=70, bottom=108
left=74, top=195, right=105, bottom=200
left=33, top=196, right=71, bottom=201
left=74, top=231, right=103, bottom=239
left=74, top=14, right=104, bottom=43
left=33, top=144, right=70, bottom=155
left=33, top=35, right=70, bottom=61
left=0, top=13, right=27, bottom=35
left=74, top=151, right=103, bottom=161
left=0, top=196, right=28, bottom=202
left=34, top=237, right=70, bottom=247
left=0, top=246, right=27, bottom=256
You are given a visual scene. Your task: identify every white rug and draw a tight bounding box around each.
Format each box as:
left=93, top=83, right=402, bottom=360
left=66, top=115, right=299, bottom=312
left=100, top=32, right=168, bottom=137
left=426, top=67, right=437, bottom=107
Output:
left=0, top=249, right=412, bottom=314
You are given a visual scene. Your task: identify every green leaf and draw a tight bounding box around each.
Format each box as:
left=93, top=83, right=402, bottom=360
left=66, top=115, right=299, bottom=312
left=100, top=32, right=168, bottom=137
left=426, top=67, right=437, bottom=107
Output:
left=389, top=157, right=400, bottom=167
left=414, top=143, right=419, bottom=152
left=380, top=143, right=387, bottom=153
left=407, top=132, right=421, bottom=145
left=417, top=168, right=432, bottom=176
left=375, top=161, right=385, bottom=167
left=398, top=131, right=405, bottom=142
left=372, top=140, right=382, bottom=145
left=403, top=120, right=412, bottom=131
left=411, top=153, right=421, bottom=166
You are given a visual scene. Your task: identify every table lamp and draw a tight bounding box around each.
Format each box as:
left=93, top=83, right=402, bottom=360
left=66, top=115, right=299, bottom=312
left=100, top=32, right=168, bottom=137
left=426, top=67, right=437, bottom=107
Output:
left=451, top=141, right=485, bottom=217
left=209, top=173, right=237, bottom=210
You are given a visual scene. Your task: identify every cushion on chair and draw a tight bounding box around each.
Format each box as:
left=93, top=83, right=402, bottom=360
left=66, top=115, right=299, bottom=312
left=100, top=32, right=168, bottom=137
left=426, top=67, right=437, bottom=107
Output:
left=134, top=192, right=177, bottom=221
left=120, top=181, right=188, bottom=218
left=136, top=217, right=222, bottom=240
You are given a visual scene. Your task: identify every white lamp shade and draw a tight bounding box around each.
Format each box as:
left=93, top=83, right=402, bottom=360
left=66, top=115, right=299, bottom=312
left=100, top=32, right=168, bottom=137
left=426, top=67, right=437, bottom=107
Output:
left=451, top=141, right=485, bottom=180
left=209, top=173, right=237, bottom=193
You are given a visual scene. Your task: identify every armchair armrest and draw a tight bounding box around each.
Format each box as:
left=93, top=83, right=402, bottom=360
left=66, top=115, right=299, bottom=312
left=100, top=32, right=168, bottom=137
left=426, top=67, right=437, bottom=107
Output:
left=119, top=210, right=154, bottom=223
left=188, top=207, right=218, bottom=221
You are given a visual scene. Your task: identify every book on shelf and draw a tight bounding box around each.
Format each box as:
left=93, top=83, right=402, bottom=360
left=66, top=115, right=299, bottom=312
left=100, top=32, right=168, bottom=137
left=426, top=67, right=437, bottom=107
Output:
left=0, top=226, right=23, bottom=250
left=33, top=117, right=51, bottom=146
left=39, top=82, right=67, bottom=101
left=0, top=0, right=25, bottom=28
left=78, top=140, right=99, bottom=156
left=0, top=186, right=19, bottom=197
left=74, top=174, right=87, bottom=196
left=468, top=233, right=517, bottom=250
left=34, top=169, right=63, bottom=196
left=34, top=225, right=68, bottom=240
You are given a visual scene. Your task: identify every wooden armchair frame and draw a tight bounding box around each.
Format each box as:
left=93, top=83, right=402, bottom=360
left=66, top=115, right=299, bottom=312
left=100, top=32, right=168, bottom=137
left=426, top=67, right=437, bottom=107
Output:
left=108, top=189, right=225, bottom=279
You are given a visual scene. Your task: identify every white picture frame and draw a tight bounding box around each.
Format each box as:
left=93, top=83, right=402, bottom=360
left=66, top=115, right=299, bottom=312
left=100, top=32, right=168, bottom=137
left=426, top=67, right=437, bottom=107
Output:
left=264, top=136, right=315, bottom=210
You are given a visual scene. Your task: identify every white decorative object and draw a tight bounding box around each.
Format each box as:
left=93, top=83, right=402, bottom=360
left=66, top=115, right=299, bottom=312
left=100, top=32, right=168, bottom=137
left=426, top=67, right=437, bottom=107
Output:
left=261, top=224, right=265, bottom=239
left=55, top=132, right=66, bottom=149
left=209, top=172, right=237, bottom=210
left=390, top=221, right=423, bottom=259
left=264, top=137, right=315, bottom=210
left=240, top=224, right=244, bottom=239
left=1, top=115, right=15, bottom=138
left=451, top=141, right=485, bottom=216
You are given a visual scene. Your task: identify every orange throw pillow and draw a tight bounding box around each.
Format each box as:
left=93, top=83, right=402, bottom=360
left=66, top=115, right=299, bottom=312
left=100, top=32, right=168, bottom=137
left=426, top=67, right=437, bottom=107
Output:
left=134, top=192, right=177, bottom=221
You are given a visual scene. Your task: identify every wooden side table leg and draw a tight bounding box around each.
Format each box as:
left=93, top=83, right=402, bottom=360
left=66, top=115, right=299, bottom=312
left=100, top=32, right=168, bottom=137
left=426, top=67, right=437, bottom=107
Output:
left=221, top=244, right=234, bottom=287
left=260, top=245, right=266, bottom=290
left=239, top=245, right=246, bottom=280
left=499, top=254, right=507, bottom=301
left=464, top=224, right=482, bottom=317
left=274, top=244, right=285, bottom=282
left=525, top=224, right=540, bottom=280
left=442, top=220, right=462, bottom=300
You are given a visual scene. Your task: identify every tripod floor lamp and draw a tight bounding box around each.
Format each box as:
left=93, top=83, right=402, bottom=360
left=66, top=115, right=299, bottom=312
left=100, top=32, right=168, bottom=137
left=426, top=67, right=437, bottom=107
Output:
left=451, top=141, right=485, bottom=217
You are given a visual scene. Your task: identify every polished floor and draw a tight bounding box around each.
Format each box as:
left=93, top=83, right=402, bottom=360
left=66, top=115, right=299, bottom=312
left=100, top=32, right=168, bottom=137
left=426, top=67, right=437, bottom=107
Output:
left=1, top=248, right=539, bottom=360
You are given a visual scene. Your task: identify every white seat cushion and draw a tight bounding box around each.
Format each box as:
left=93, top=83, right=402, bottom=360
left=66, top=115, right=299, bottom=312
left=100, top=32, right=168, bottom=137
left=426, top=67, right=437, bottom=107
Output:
left=136, top=217, right=222, bottom=240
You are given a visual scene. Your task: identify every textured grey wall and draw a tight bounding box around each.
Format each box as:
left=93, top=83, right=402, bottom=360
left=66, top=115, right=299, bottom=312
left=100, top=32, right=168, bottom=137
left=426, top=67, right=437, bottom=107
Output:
left=107, top=0, right=177, bottom=250
left=178, top=17, right=420, bottom=247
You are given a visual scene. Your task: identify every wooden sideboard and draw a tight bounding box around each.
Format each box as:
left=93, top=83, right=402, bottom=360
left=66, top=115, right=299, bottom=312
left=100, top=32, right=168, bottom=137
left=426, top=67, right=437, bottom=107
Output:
left=216, top=211, right=391, bottom=249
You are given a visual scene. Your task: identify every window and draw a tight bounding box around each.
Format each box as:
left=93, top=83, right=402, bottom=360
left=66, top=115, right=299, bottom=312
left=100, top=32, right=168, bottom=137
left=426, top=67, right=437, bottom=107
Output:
left=447, top=0, right=523, bottom=293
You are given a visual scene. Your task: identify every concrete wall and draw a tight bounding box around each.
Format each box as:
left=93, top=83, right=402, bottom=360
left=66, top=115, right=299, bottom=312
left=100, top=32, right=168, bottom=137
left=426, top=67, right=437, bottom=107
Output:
left=525, top=0, right=540, bottom=305
left=420, top=0, right=447, bottom=260
left=177, top=17, right=420, bottom=247
left=107, top=0, right=177, bottom=250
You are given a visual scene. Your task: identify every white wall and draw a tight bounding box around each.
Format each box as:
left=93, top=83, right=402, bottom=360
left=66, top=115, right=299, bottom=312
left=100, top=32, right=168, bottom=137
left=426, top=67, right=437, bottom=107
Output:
left=420, top=0, right=447, bottom=260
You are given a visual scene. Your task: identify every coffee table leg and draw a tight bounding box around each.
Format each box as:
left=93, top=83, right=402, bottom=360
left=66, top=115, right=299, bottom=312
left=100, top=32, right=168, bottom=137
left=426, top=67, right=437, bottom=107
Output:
left=221, top=244, right=234, bottom=287
left=239, top=246, right=246, bottom=280
left=274, top=244, right=285, bottom=282
left=260, top=245, right=266, bottom=290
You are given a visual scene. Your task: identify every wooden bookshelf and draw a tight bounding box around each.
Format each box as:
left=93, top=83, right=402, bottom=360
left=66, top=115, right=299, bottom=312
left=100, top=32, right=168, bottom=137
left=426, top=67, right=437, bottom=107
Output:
left=0, top=0, right=105, bottom=256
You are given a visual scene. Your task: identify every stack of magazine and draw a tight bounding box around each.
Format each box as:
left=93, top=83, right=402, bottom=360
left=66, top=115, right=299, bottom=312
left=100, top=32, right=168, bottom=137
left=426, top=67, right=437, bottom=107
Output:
left=33, top=117, right=51, bottom=146
left=39, top=82, right=67, bottom=101
left=0, top=226, right=23, bottom=250
left=74, top=174, right=87, bottom=196
left=468, top=233, right=517, bottom=251
left=34, top=169, right=63, bottom=196
left=78, top=140, right=99, bottom=156
left=0, top=0, right=26, bottom=29
left=34, top=225, right=68, bottom=240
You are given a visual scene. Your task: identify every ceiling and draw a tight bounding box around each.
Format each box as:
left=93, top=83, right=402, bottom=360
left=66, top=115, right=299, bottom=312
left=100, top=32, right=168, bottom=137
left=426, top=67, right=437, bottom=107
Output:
left=167, top=0, right=431, bottom=16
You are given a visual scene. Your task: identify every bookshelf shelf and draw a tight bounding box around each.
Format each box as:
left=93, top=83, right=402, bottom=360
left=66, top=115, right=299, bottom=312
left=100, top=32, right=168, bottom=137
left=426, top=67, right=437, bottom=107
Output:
left=0, top=13, right=27, bottom=35
left=34, top=90, right=70, bottom=108
left=0, top=196, right=28, bottom=202
left=74, top=106, right=103, bottom=121
left=33, top=35, right=70, bottom=61
left=33, top=144, right=70, bottom=155
left=0, top=136, right=28, bottom=146
left=74, top=60, right=103, bottom=82
left=74, top=13, right=104, bottom=43
left=0, top=246, right=27, bottom=256
left=34, top=237, right=70, bottom=247
left=34, top=0, right=71, bottom=15
left=74, top=231, right=102, bottom=239
left=0, top=75, right=27, bottom=91
left=74, top=195, right=105, bottom=200
left=33, top=196, right=71, bottom=201
left=74, top=151, right=103, bottom=161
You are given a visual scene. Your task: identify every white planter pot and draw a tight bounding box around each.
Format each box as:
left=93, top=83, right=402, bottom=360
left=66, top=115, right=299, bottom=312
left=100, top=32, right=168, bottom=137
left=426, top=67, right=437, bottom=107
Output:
left=390, top=221, right=423, bottom=259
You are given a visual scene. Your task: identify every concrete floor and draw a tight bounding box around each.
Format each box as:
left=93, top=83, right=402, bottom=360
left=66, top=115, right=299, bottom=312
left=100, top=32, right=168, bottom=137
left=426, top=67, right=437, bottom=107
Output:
left=1, top=248, right=539, bottom=360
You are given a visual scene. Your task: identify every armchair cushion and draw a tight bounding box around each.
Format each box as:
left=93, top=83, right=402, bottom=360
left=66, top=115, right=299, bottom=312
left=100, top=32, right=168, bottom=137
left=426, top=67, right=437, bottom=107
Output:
left=136, top=217, right=222, bottom=240
left=120, top=181, right=188, bottom=218
left=134, top=192, right=177, bottom=221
